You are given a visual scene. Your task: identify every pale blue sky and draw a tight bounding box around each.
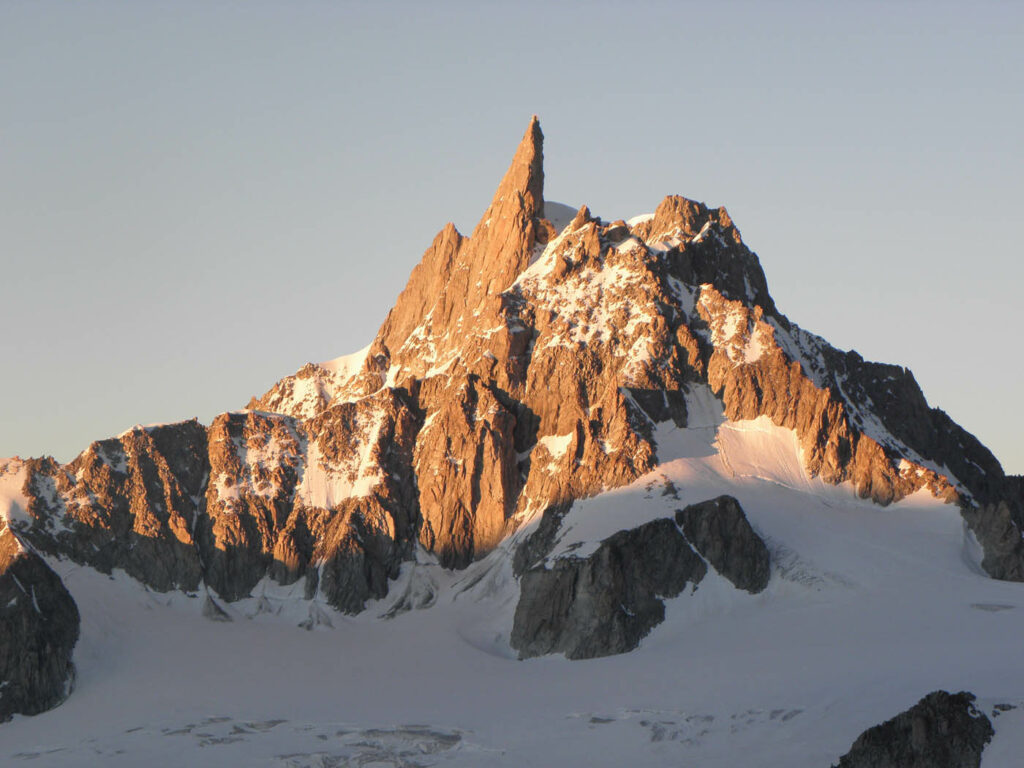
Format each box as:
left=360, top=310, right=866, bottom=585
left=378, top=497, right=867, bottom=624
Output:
left=2, top=1, right=1022, bottom=473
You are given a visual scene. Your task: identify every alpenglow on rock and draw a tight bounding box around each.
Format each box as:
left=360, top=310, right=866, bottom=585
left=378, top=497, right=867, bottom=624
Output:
left=2, top=117, right=1024, bottom=713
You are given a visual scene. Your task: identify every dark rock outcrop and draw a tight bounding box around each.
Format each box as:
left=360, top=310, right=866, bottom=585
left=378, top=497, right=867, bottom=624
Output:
left=675, top=495, right=770, bottom=593
left=961, top=502, right=1024, bottom=581
left=833, top=690, right=993, bottom=768
left=511, top=502, right=571, bottom=577
left=511, top=517, right=706, bottom=660
left=0, top=523, right=80, bottom=722
left=512, top=495, right=770, bottom=659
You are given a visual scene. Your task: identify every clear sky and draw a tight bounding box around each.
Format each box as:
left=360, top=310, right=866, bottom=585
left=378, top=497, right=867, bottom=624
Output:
left=2, top=1, right=1022, bottom=474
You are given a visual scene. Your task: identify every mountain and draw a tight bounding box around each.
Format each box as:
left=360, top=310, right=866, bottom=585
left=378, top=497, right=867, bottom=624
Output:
left=2, top=118, right=1023, bottom=766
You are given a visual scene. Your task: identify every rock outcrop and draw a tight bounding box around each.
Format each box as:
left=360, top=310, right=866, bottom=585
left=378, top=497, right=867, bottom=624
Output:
left=198, top=410, right=305, bottom=601
left=296, top=389, right=422, bottom=613
left=0, top=522, right=80, bottom=722
left=511, top=517, right=706, bottom=660
left=961, top=501, right=1024, bottom=581
left=675, top=495, right=770, bottom=594
left=414, top=376, right=520, bottom=568
left=833, top=690, right=993, bottom=768
left=511, top=496, right=768, bottom=659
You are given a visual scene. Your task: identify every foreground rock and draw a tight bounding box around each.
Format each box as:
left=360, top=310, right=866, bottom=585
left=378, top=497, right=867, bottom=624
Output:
left=0, top=523, right=80, bottom=722
left=833, top=690, right=993, bottom=768
left=511, top=495, right=768, bottom=659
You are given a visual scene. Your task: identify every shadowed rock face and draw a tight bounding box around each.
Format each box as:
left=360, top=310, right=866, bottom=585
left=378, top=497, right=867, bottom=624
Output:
left=511, top=517, right=706, bottom=660
left=0, top=523, right=80, bottom=722
left=5, top=115, right=1024, bottom=637
left=511, top=495, right=769, bottom=659
left=833, top=690, right=993, bottom=768
left=675, top=495, right=770, bottom=594
left=961, top=502, right=1024, bottom=581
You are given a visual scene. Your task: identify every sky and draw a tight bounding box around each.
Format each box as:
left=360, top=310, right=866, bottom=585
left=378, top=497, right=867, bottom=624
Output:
left=1, top=0, right=1022, bottom=474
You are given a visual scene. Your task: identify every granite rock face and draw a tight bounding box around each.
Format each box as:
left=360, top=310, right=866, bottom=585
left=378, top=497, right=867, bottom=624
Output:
left=0, top=523, right=80, bottom=722
left=15, top=421, right=208, bottom=593
left=5, top=389, right=421, bottom=616
left=511, top=496, right=768, bottom=659
left=198, top=388, right=423, bottom=613
left=198, top=409, right=304, bottom=601
left=833, top=690, right=993, bottom=768
left=414, top=376, right=520, bottom=569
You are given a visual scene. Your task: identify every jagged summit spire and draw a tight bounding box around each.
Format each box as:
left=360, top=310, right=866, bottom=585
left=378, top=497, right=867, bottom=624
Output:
left=367, top=118, right=548, bottom=364
left=515, top=115, right=545, bottom=218
left=475, top=116, right=545, bottom=230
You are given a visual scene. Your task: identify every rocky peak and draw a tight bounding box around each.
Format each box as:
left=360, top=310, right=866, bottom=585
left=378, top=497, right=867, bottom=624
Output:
left=247, top=118, right=547, bottom=418
left=646, top=195, right=719, bottom=242
left=629, top=193, right=776, bottom=313
left=7, top=117, right=1024, bottom=733
left=472, top=114, right=544, bottom=234
left=376, top=220, right=466, bottom=358
left=350, top=117, right=548, bottom=385
left=432, top=115, right=545, bottom=314
left=833, top=690, right=993, bottom=768
left=568, top=204, right=593, bottom=231
left=6, top=118, right=1024, bottom=645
